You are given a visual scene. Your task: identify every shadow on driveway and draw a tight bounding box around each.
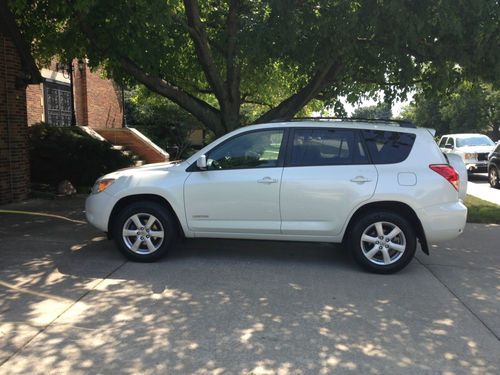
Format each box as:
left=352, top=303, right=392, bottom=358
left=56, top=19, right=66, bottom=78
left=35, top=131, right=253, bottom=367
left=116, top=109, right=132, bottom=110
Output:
left=1, top=197, right=499, bottom=374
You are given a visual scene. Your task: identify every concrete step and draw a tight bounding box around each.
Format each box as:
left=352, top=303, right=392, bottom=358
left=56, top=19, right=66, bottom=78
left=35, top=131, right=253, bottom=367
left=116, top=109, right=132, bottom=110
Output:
left=93, top=128, right=169, bottom=164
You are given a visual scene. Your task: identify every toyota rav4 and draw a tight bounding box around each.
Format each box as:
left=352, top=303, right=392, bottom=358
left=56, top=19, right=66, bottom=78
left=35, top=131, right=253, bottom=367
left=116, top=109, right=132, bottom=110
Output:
left=86, top=120, right=467, bottom=273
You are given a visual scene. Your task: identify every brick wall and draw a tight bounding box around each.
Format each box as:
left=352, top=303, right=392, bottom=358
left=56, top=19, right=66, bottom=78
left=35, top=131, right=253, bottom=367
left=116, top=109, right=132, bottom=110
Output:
left=81, top=65, right=123, bottom=128
left=0, top=33, right=30, bottom=204
left=26, top=83, right=43, bottom=125
left=25, top=60, right=124, bottom=128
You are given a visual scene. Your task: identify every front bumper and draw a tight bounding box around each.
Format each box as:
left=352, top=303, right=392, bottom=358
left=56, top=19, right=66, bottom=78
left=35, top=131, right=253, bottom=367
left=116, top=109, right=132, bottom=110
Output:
left=418, top=201, right=467, bottom=243
left=85, top=191, right=117, bottom=232
left=466, top=162, right=488, bottom=173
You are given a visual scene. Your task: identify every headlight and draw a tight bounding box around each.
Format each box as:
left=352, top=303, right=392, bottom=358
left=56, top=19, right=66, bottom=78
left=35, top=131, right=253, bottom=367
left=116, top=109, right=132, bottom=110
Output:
left=464, top=153, right=477, bottom=160
left=92, top=178, right=115, bottom=194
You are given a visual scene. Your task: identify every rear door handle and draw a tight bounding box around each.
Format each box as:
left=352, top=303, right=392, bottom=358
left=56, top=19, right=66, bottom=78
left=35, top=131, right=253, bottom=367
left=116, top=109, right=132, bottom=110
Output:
left=350, top=176, right=372, bottom=184
left=257, top=177, right=278, bottom=184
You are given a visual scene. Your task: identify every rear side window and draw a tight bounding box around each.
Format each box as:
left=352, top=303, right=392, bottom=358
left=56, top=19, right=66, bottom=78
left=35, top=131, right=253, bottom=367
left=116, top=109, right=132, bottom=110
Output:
left=362, top=130, right=416, bottom=164
left=289, top=128, right=368, bottom=166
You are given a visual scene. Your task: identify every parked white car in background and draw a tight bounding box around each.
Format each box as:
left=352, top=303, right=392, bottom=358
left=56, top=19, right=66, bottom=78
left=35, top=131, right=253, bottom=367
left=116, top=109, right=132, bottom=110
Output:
left=438, top=133, right=496, bottom=173
left=86, top=120, right=467, bottom=274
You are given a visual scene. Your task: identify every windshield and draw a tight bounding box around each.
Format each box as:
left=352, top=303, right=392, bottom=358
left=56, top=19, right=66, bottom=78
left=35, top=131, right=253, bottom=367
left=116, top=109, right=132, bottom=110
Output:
left=456, top=136, right=494, bottom=147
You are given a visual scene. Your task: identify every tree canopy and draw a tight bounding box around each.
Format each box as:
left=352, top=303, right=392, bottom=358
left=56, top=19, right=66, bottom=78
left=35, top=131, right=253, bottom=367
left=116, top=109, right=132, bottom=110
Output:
left=353, top=102, right=392, bottom=120
left=400, top=81, right=499, bottom=140
left=11, top=0, right=500, bottom=135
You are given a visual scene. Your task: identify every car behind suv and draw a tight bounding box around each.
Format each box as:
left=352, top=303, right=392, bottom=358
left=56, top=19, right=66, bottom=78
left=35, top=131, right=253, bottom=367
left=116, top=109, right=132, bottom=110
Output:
left=86, top=120, right=467, bottom=274
left=488, top=143, right=500, bottom=188
left=438, top=133, right=496, bottom=173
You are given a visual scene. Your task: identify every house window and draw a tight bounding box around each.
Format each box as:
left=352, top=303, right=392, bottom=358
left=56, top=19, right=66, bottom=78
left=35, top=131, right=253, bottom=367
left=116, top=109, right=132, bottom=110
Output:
left=44, top=81, right=72, bottom=126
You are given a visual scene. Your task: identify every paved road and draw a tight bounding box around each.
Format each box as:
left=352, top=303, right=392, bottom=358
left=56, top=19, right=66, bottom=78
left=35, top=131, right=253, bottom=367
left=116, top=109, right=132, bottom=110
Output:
left=0, top=198, right=499, bottom=374
left=467, top=173, right=500, bottom=205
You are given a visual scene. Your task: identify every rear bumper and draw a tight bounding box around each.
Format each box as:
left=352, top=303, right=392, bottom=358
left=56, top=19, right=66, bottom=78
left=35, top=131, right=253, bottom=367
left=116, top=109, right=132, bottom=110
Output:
left=417, top=201, right=467, bottom=243
left=85, top=192, right=116, bottom=232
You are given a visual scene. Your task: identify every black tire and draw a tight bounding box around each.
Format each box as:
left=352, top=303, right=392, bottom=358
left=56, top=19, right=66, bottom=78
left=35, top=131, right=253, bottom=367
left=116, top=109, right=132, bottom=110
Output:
left=112, top=201, right=178, bottom=262
left=489, top=167, right=500, bottom=188
left=349, top=211, right=417, bottom=274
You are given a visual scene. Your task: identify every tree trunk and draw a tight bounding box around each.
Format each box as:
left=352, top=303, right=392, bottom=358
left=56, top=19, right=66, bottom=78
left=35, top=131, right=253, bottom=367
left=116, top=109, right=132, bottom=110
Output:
left=492, top=122, right=500, bottom=142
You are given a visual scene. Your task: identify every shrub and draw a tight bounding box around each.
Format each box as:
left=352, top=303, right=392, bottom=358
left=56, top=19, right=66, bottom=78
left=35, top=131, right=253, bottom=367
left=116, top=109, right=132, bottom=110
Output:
left=29, top=124, right=134, bottom=187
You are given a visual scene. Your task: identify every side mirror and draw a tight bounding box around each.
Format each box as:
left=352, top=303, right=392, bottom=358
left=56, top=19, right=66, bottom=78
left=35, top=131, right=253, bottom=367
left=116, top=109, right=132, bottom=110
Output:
left=445, top=144, right=453, bottom=149
left=196, top=155, right=207, bottom=170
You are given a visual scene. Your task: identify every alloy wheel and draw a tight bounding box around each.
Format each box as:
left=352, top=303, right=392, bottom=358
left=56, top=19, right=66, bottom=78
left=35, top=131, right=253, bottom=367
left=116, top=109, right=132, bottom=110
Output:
left=360, top=221, right=406, bottom=266
left=490, top=168, right=498, bottom=187
left=122, top=213, right=165, bottom=254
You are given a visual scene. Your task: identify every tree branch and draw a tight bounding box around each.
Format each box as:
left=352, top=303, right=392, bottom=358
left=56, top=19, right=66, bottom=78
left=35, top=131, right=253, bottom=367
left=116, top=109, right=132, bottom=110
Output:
left=255, top=60, right=343, bottom=123
left=241, top=98, right=273, bottom=109
left=119, top=57, right=222, bottom=132
left=225, top=0, right=240, bottom=104
left=73, top=10, right=223, bottom=134
left=183, top=0, right=226, bottom=104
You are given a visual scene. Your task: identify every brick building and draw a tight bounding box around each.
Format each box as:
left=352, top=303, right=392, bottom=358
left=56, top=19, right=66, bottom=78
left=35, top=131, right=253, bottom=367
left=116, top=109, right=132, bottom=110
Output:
left=24, top=60, right=169, bottom=165
left=26, top=60, right=124, bottom=128
left=0, top=2, right=41, bottom=205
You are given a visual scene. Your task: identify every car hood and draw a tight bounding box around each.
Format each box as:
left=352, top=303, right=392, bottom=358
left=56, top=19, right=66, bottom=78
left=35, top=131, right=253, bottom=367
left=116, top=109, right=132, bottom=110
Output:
left=103, top=161, right=184, bottom=179
left=455, top=145, right=495, bottom=153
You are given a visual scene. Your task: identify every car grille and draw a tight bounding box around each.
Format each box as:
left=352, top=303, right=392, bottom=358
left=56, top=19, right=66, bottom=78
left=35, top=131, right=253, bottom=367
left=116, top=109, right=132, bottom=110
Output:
left=477, top=153, right=489, bottom=161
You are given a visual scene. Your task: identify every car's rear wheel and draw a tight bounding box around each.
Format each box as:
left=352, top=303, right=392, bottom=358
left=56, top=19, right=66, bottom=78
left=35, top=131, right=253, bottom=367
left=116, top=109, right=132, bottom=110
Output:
left=112, top=201, right=177, bottom=262
left=350, top=211, right=416, bottom=274
left=489, top=167, right=500, bottom=188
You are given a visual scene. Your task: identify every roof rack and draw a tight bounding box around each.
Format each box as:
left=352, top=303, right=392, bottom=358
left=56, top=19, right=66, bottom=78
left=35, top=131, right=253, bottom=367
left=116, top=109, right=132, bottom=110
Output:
left=270, top=117, right=416, bottom=129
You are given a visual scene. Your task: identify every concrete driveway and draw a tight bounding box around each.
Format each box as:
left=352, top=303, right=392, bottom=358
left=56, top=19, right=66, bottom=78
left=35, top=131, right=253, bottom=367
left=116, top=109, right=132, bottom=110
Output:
left=0, top=197, right=499, bottom=375
left=467, top=173, right=500, bottom=205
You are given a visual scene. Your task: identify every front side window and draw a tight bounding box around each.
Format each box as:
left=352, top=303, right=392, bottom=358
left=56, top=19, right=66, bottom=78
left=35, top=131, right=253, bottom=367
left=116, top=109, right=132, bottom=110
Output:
left=439, top=137, right=448, bottom=147
left=362, top=130, right=416, bottom=164
left=289, top=128, right=368, bottom=166
left=446, top=137, right=455, bottom=147
left=207, top=129, right=284, bottom=170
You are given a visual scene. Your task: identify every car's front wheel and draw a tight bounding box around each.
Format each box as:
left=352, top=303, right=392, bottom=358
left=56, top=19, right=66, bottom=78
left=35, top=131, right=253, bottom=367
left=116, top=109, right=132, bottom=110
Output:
left=349, top=212, right=417, bottom=274
left=112, top=201, right=177, bottom=262
left=489, top=167, right=500, bottom=188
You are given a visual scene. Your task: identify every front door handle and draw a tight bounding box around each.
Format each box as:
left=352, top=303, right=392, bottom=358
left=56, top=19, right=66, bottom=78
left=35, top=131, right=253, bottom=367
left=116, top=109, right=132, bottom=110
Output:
left=350, top=176, right=372, bottom=184
left=257, top=177, right=278, bottom=184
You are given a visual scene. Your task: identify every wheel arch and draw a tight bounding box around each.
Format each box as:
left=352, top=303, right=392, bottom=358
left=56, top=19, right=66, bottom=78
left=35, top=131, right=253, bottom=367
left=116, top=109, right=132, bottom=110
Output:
left=342, top=201, right=429, bottom=255
left=107, top=194, right=185, bottom=239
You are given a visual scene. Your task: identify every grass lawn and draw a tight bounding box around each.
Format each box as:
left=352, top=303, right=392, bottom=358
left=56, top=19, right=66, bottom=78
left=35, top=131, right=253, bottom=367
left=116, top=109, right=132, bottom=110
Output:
left=464, top=195, right=500, bottom=224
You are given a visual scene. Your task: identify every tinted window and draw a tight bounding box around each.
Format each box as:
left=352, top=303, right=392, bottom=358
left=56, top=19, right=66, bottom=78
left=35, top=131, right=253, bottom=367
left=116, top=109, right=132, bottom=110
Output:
left=446, top=137, right=454, bottom=147
left=207, top=129, right=284, bottom=170
left=439, top=137, right=448, bottom=147
left=362, top=130, right=416, bottom=164
left=289, top=128, right=368, bottom=166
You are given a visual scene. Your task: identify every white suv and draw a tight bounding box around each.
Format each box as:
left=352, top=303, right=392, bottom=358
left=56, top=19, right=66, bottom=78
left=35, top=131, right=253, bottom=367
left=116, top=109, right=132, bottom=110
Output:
left=438, top=133, right=496, bottom=173
left=86, top=120, right=467, bottom=273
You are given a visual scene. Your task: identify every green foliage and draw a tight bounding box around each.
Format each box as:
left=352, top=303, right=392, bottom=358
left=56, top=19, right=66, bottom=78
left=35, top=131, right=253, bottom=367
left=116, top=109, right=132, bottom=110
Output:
left=465, top=195, right=500, bottom=224
left=401, top=81, right=499, bottom=139
left=126, top=86, right=203, bottom=159
left=28, top=124, right=134, bottom=187
left=10, top=0, right=500, bottom=134
left=353, top=102, right=393, bottom=119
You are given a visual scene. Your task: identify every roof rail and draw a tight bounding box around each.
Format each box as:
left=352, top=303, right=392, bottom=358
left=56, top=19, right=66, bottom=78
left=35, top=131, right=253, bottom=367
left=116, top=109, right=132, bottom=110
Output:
left=270, top=117, right=416, bottom=129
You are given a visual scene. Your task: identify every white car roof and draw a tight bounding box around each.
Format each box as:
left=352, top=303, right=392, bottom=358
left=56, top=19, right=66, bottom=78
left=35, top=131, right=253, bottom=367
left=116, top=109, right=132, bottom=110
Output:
left=236, top=120, right=422, bottom=134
